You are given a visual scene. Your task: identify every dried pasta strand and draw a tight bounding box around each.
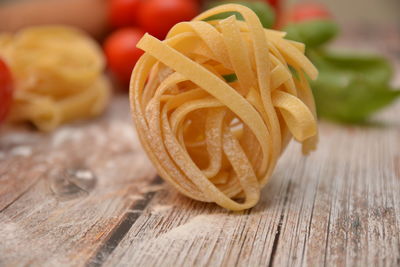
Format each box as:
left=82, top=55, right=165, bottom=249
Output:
left=130, top=4, right=318, bottom=210
left=0, top=26, right=111, bottom=131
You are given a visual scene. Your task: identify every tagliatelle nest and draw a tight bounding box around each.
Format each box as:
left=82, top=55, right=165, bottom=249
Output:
left=130, top=4, right=318, bottom=210
left=0, top=26, right=110, bottom=131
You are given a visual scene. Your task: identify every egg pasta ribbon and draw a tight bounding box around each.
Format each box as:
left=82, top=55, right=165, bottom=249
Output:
left=0, top=26, right=111, bottom=131
left=131, top=4, right=318, bottom=210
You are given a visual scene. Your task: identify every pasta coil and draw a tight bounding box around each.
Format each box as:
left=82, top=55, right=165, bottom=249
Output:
left=0, top=26, right=111, bottom=131
left=131, top=4, right=318, bottom=210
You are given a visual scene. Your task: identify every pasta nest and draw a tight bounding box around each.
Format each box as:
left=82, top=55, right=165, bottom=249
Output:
left=0, top=26, right=111, bottom=131
left=131, top=4, right=319, bottom=210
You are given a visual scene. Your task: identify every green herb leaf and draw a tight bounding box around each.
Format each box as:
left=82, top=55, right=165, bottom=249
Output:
left=310, top=50, right=400, bottom=123
left=310, top=50, right=393, bottom=85
left=204, top=0, right=275, bottom=29
left=284, top=20, right=339, bottom=48
left=222, top=73, right=238, bottom=83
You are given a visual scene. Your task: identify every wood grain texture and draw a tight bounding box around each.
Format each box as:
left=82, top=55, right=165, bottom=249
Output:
left=98, top=103, right=400, bottom=267
left=0, top=97, right=158, bottom=266
left=0, top=26, right=400, bottom=267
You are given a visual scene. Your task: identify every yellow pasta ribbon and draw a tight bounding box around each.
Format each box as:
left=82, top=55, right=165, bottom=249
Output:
left=130, top=4, right=318, bottom=210
left=0, top=26, right=111, bottom=131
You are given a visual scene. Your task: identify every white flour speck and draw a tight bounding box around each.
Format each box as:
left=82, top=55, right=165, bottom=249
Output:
left=75, top=170, right=94, bottom=180
left=10, top=146, right=32, bottom=157
left=52, top=127, right=82, bottom=146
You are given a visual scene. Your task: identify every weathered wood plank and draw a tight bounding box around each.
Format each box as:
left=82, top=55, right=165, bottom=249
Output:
left=0, top=128, right=47, bottom=211
left=99, top=101, right=400, bottom=266
left=0, top=96, right=158, bottom=266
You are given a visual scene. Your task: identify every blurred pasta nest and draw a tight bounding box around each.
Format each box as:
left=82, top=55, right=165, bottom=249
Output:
left=0, top=26, right=111, bottom=131
left=131, top=4, right=319, bottom=210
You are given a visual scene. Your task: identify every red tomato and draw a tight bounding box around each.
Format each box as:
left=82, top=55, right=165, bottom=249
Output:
left=266, top=0, right=282, bottom=28
left=137, top=0, right=199, bottom=40
left=289, top=3, right=331, bottom=22
left=266, top=0, right=280, bottom=11
left=0, top=58, right=13, bottom=123
left=109, top=0, right=142, bottom=28
left=103, top=28, right=145, bottom=84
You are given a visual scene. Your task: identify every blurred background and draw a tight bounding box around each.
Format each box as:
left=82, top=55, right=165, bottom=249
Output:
left=0, top=0, right=399, bottom=128
left=1, top=0, right=398, bottom=37
left=292, top=0, right=399, bottom=26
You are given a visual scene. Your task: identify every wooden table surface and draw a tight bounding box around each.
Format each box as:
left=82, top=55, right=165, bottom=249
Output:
left=1, top=26, right=400, bottom=267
